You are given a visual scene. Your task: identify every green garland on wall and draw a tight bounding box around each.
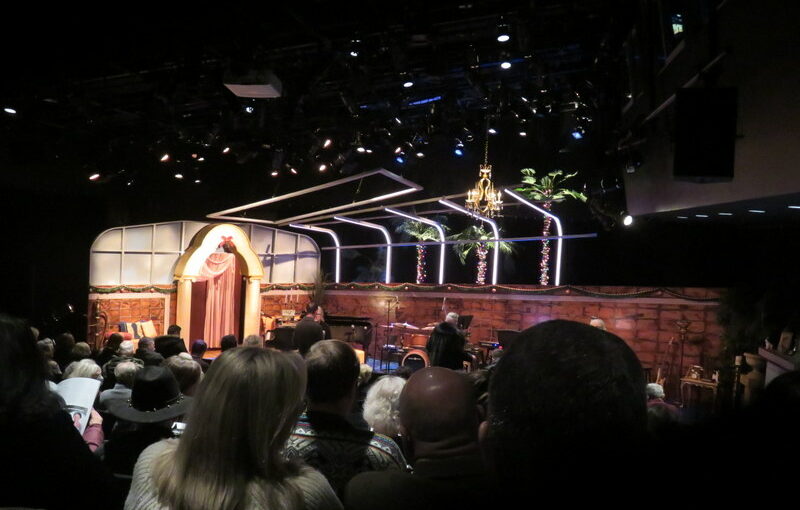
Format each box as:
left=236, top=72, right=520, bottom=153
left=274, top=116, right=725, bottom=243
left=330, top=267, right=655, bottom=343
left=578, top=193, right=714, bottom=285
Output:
left=89, top=285, right=176, bottom=294
left=257, top=283, right=718, bottom=302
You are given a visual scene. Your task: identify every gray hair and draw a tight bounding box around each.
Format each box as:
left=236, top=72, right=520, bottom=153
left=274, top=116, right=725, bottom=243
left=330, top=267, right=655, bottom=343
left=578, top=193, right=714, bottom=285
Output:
left=63, top=358, right=102, bottom=380
left=119, top=340, right=135, bottom=356
left=36, top=339, right=55, bottom=358
left=362, top=375, right=407, bottom=437
left=645, top=383, right=665, bottom=399
left=445, top=312, right=459, bottom=325
left=114, top=361, right=142, bottom=388
left=243, top=335, right=263, bottom=347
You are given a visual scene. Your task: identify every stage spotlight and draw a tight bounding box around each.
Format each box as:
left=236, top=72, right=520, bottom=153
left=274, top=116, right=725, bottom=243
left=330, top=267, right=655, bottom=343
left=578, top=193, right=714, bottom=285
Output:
left=462, top=128, right=474, bottom=142
left=174, top=173, right=184, bottom=180
left=395, top=155, right=406, bottom=164
left=222, top=146, right=231, bottom=154
left=197, top=157, right=205, bottom=162
left=350, top=50, right=359, bottom=57
left=160, top=153, right=170, bottom=162
left=500, top=61, right=511, bottom=70
left=622, top=214, right=633, bottom=226
left=393, top=117, right=402, bottom=125
left=403, top=80, right=413, bottom=88
left=519, top=131, right=527, bottom=137
left=488, top=127, right=497, bottom=135
left=416, top=151, right=425, bottom=158
left=194, top=179, right=202, bottom=184
left=88, top=173, right=100, bottom=181
left=571, top=127, right=585, bottom=139
left=323, top=138, right=333, bottom=148
left=319, top=163, right=327, bottom=172
left=497, top=34, right=510, bottom=43
left=454, top=148, right=464, bottom=157
left=4, top=107, right=16, bottom=115
left=356, top=146, right=366, bottom=153
left=289, top=167, right=298, bottom=175
left=191, top=153, right=198, bottom=159
left=497, top=19, right=510, bottom=42
left=394, top=146, right=403, bottom=154
left=244, top=105, right=254, bottom=114
left=365, top=149, right=373, bottom=154
left=270, top=170, right=279, bottom=177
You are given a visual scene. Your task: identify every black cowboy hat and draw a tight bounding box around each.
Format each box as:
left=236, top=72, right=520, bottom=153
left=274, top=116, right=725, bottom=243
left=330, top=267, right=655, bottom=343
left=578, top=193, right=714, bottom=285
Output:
left=107, top=365, right=192, bottom=424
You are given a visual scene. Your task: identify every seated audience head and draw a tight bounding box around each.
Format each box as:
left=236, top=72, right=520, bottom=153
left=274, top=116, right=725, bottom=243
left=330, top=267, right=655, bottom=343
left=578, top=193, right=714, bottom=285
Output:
left=357, top=363, right=374, bottom=387
left=484, top=320, right=646, bottom=494
left=150, top=347, right=307, bottom=509
left=362, top=375, right=406, bottom=437
left=30, top=326, right=39, bottom=341
left=36, top=339, right=55, bottom=359
left=114, top=360, right=142, bottom=389
left=63, top=358, right=102, bottom=380
left=305, top=340, right=360, bottom=411
left=118, top=340, right=135, bottom=357
left=191, top=339, right=208, bottom=356
left=243, top=334, right=263, bottom=348
left=646, top=383, right=666, bottom=401
left=70, top=341, right=92, bottom=360
left=106, top=332, right=123, bottom=351
left=220, top=334, right=238, bottom=351
left=445, top=312, right=459, bottom=325
left=53, top=332, right=76, bottom=361
left=305, top=302, right=320, bottom=317
left=392, top=366, right=414, bottom=380
left=164, top=354, right=204, bottom=396
left=589, top=317, right=607, bottom=331
left=400, top=367, right=480, bottom=460
left=0, top=314, right=61, bottom=422
left=488, top=348, right=504, bottom=365
left=108, top=365, right=192, bottom=425
left=138, top=337, right=155, bottom=352
left=167, top=324, right=181, bottom=337
left=154, top=334, right=187, bottom=359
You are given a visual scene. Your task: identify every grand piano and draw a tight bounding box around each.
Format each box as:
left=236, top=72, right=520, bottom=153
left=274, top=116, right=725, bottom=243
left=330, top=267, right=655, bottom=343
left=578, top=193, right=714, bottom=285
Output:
left=325, top=314, right=374, bottom=352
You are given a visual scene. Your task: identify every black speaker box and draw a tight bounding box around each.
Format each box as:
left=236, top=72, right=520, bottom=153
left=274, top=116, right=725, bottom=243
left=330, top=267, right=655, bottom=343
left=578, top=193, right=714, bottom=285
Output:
left=673, top=88, right=737, bottom=183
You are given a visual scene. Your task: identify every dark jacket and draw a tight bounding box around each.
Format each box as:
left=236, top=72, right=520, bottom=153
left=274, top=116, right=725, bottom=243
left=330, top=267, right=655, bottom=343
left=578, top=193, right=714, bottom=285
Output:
left=153, top=335, right=187, bottom=359
left=134, top=348, right=164, bottom=367
left=426, top=322, right=466, bottom=370
left=293, top=316, right=325, bottom=356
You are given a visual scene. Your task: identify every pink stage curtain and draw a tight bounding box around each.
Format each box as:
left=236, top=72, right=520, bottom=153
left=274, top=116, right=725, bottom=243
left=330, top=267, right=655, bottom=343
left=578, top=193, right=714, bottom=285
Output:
left=198, top=252, right=237, bottom=348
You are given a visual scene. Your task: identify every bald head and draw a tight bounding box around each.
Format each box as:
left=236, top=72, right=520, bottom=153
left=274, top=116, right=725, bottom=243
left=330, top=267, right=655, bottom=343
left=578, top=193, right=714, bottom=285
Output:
left=399, top=367, right=479, bottom=445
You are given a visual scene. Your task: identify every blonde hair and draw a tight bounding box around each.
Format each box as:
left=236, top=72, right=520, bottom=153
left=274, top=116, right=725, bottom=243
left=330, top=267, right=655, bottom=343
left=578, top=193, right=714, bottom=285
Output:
left=363, top=375, right=406, bottom=437
left=152, top=347, right=307, bottom=510
left=63, top=358, right=101, bottom=380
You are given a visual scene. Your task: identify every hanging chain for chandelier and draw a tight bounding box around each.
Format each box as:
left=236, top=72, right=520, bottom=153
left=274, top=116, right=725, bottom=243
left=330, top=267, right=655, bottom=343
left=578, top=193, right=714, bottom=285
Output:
left=465, top=114, right=503, bottom=218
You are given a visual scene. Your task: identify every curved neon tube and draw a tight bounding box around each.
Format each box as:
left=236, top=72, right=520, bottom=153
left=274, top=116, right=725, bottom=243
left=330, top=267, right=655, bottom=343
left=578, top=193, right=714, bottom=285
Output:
left=384, top=207, right=446, bottom=284
left=503, top=189, right=564, bottom=285
left=288, top=223, right=341, bottom=283
left=333, top=216, right=393, bottom=283
left=437, top=199, right=500, bottom=285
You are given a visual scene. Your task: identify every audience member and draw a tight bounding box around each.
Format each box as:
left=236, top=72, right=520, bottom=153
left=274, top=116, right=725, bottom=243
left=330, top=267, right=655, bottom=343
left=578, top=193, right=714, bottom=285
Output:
left=426, top=312, right=466, bottom=370
left=63, top=358, right=103, bottom=380
left=243, top=334, right=264, bottom=347
left=53, top=331, right=77, bottom=371
left=166, top=324, right=181, bottom=336
left=362, top=376, right=406, bottom=440
left=99, top=361, right=141, bottom=409
left=126, top=347, right=341, bottom=510
left=163, top=353, right=204, bottom=396
left=286, top=340, right=407, bottom=497
left=102, top=340, right=144, bottom=389
left=220, top=334, right=238, bottom=352
left=346, top=367, right=489, bottom=510
left=482, top=320, right=647, bottom=505
left=134, top=337, right=165, bottom=366
left=104, top=366, right=193, bottom=477
left=0, top=313, right=120, bottom=509
left=190, top=339, right=210, bottom=372
left=589, top=317, right=608, bottom=331
left=71, top=341, right=92, bottom=361
left=154, top=333, right=187, bottom=359
left=294, top=302, right=325, bottom=356
left=645, top=382, right=681, bottom=432
left=37, top=337, right=62, bottom=381
left=96, top=332, right=124, bottom=367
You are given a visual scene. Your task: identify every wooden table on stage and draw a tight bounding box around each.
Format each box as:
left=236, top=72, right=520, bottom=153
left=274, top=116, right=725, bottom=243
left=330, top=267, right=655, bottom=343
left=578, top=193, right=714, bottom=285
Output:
left=680, top=377, right=718, bottom=407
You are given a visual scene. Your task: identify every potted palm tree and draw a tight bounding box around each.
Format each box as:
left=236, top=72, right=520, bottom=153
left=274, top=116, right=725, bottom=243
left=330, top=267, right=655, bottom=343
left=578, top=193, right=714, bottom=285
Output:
left=450, top=224, right=514, bottom=285
left=515, top=168, right=587, bottom=285
left=396, top=220, right=443, bottom=284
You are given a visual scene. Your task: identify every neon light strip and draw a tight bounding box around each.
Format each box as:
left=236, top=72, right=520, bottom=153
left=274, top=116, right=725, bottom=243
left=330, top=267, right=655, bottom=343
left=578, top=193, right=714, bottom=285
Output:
left=333, top=216, right=393, bottom=284
left=503, top=189, right=565, bottom=286
left=385, top=207, right=446, bottom=284
left=289, top=223, right=341, bottom=283
left=438, top=199, right=500, bottom=285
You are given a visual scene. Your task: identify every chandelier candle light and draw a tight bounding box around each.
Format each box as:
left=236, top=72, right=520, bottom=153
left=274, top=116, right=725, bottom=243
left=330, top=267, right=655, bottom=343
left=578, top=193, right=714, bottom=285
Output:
left=465, top=124, right=503, bottom=218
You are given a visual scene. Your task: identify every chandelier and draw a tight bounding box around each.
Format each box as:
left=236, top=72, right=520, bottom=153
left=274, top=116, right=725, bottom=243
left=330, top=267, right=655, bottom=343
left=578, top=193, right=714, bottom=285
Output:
left=465, top=123, right=503, bottom=218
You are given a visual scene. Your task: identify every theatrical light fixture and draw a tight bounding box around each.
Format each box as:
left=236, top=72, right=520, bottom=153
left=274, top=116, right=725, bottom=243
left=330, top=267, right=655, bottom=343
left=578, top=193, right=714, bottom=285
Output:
left=271, top=170, right=279, bottom=177
left=385, top=207, right=447, bottom=284
left=500, top=61, right=511, bottom=70
left=748, top=209, right=766, bottom=213
left=319, top=164, right=327, bottom=172
left=222, top=147, right=231, bottom=154
left=349, top=50, right=359, bottom=57
left=289, top=224, right=341, bottom=283
left=695, top=214, right=708, bottom=218
left=365, top=149, right=373, bottom=154
left=571, top=127, right=585, bottom=140
left=519, top=131, right=527, bottom=137
left=289, top=167, right=298, bottom=175
left=174, top=173, right=184, bottom=179
left=160, top=154, right=170, bottom=162
left=88, top=173, right=100, bottom=181
left=4, top=107, right=16, bottom=114
left=244, top=105, right=254, bottom=114
left=718, top=212, right=733, bottom=216
left=623, top=215, right=634, bottom=226
left=677, top=216, right=688, bottom=219
left=454, top=147, right=464, bottom=157
left=394, top=146, right=403, bottom=154
left=496, top=20, right=511, bottom=42
left=197, top=157, right=205, bottom=162
left=465, top=126, right=503, bottom=218
left=488, top=128, right=497, bottom=134
left=323, top=138, right=333, bottom=149
left=395, top=155, right=406, bottom=164
left=416, top=151, right=425, bottom=158
left=334, top=215, right=393, bottom=283
left=192, top=153, right=198, bottom=159
left=497, top=34, right=510, bottom=43
left=788, top=206, right=800, bottom=209
left=194, top=179, right=202, bottom=184
left=403, top=80, right=414, bottom=88
left=393, top=117, right=402, bottom=125
left=356, top=146, right=366, bottom=153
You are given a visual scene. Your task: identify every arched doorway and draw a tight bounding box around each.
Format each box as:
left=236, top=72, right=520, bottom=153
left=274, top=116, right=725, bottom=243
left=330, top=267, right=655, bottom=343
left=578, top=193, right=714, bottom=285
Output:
left=173, top=224, right=264, bottom=348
